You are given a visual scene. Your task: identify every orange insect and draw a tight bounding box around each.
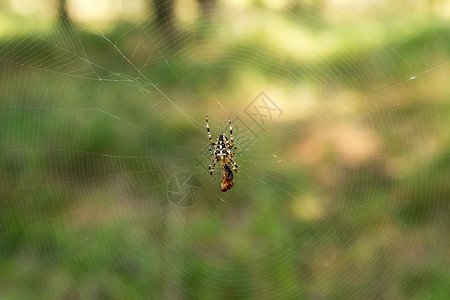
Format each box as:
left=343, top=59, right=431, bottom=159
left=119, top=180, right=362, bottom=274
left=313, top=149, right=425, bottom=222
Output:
left=221, top=164, right=234, bottom=192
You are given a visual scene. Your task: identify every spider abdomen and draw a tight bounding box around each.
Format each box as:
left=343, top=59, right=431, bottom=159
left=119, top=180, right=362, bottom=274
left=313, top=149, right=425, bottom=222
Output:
left=221, top=164, right=234, bottom=192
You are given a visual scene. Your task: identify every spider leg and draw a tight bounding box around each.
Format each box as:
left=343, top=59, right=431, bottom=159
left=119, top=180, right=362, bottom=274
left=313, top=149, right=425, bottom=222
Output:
left=228, top=117, right=238, bottom=157
left=228, top=117, right=234, bottom=147
left=208, top=144, right=214, bottom=158
left=230, top=138, right=238, bottom=158
left=209, top=157, right=218, bottom=175
left=206, top=116, right=215, bottom=145
left=227, top=158, right=240, bottom=173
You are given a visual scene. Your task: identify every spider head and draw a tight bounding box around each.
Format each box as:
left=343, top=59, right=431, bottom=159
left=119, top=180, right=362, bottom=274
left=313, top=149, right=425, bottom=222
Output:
left=218, top=133, right=228, bottom=141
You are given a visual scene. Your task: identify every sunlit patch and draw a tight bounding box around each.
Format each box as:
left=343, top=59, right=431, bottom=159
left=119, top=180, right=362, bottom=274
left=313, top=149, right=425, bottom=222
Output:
left=260, top=0, right=290, bottom=10
left=69, top=0, right=146, bottom=29
left=329, top=123, right=380, bottom=166
left=292, top=196, right=326, bottom=222
left=175, top=0, right=199, bottom=24
left=9, top=0, right=49, bottom=17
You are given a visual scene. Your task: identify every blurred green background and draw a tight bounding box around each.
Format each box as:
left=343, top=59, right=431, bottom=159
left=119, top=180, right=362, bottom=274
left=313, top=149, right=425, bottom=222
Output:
left=0, top=0, right=449, bottom=299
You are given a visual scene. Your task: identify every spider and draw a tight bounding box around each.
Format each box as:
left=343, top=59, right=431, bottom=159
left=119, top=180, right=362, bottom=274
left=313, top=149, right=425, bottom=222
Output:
left=206, top=116, right=239, bottom=192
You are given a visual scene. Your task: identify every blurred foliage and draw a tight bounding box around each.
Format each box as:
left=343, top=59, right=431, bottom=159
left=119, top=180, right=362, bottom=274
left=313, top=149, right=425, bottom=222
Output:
left=1, top=0, right=449, bottom=299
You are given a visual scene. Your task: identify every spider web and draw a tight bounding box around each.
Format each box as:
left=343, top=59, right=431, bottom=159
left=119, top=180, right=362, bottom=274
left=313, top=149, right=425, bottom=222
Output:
left=1, top=1, right=449, bottom=298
